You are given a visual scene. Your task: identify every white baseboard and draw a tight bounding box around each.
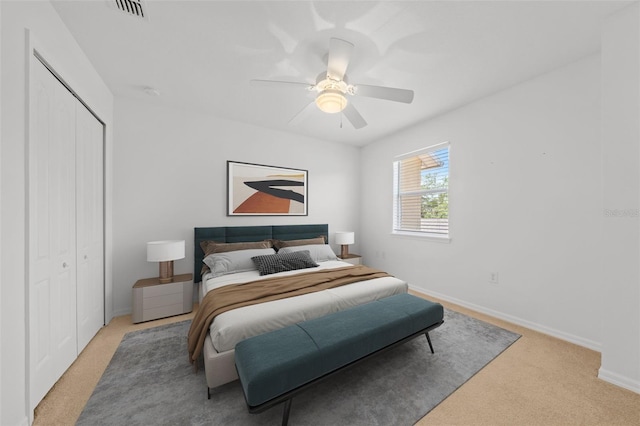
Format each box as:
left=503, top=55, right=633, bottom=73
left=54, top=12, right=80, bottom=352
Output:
left=598, top=368, right=640, bottom=394
left=410, top=285, right=602, bottom=352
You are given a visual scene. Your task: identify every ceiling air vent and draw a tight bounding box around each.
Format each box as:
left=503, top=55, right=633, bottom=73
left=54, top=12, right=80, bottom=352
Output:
left=111, top=0, right=148, bottom=21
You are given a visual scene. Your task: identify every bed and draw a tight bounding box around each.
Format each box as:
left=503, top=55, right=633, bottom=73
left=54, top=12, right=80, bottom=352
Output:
left=191, top=224, right=408, bottom=393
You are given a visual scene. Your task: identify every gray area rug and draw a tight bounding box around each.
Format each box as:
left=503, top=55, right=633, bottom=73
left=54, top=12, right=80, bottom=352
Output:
left=77, top=309, right=519, bottom=425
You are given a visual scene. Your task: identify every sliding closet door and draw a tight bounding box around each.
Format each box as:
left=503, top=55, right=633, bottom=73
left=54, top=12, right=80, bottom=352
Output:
left=76, top=103, right=104, bottom=352
left=29, top=58, right=78, bottom=407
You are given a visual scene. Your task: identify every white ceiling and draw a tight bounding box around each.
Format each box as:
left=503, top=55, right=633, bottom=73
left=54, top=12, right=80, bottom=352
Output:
left=51, top=0, right=632, bottom=146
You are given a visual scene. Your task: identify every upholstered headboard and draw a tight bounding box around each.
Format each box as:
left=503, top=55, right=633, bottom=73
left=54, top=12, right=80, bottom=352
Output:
left=193, top=224, right=329, bottom=281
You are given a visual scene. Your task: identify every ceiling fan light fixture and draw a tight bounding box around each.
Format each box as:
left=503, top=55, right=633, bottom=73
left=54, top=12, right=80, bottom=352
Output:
left=315, top=89, right=347, bottom=114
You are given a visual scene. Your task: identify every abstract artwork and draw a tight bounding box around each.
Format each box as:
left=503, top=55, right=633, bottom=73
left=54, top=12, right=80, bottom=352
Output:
left=227, top=161, right=308, bottom=216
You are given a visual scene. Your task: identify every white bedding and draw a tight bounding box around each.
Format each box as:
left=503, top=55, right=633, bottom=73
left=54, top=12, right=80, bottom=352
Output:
left=203, top=260, right=408, bottom=352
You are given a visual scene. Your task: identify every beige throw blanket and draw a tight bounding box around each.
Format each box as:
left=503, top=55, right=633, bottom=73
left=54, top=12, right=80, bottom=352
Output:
left=187, top=265, right=391, bottom=363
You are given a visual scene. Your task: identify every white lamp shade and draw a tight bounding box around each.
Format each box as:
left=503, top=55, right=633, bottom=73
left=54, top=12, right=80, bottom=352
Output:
left=147, top=240, right=185, bottom=262
left=334, top=231, right=355, bottom=245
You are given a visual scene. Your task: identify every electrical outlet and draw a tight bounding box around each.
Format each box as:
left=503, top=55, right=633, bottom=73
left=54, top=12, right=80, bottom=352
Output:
left=489, top=272, right=499, bottom=284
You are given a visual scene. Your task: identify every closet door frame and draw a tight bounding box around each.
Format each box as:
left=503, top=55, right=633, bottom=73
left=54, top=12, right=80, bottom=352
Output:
left=26, top=33, right=106, bottom=416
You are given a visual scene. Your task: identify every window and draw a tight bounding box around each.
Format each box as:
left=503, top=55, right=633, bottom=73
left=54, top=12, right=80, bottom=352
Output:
left=393, top=143, right=449, bottom=237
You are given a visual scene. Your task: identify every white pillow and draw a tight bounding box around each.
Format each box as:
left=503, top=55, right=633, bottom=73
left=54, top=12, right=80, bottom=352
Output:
left=278, top=244, right=337, bottom=263
left=203, top=248, right=276, bottom=278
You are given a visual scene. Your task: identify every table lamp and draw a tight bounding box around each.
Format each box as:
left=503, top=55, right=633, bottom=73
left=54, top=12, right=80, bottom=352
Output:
left=334, top=231, right=355, bottom=258
left=147, top=240, right=185, bottom=283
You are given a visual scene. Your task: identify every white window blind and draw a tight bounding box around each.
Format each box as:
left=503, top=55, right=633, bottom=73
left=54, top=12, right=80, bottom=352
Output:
left=393, top=143, right=449, bottom=236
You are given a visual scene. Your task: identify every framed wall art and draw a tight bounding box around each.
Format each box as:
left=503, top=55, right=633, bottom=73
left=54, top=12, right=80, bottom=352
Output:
left=227, top=161, right=308, bottom=216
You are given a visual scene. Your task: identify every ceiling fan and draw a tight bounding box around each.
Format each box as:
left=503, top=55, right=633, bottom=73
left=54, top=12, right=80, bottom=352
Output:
left=251, top=37, right=415, bottom=129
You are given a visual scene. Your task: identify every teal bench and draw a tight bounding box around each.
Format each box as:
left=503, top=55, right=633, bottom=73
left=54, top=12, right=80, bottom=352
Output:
left=234, top=293, right=444, bottom=425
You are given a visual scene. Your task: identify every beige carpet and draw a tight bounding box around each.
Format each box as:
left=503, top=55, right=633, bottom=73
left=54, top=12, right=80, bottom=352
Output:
left=34, top=292, right=640, bottom=425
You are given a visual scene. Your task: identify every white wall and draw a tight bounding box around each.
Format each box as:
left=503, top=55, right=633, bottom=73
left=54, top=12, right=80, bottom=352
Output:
left=112, top=98, right=361, bottom=316
left=599, top=3, right=640, bottom=393
left=0, top=1, right=114, bottom=424
left=361, top=54, right=604, bottom=350
left=0, top=2, right=3, bottom=423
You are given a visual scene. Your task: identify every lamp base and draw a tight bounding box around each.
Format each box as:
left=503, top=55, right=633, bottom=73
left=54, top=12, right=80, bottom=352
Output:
left=340, top=245, right=349, bottom=259
left=159, top=260, right=174, bottom=284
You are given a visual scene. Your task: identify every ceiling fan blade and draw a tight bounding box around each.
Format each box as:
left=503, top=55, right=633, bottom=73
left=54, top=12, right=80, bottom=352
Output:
left=251, top=79, right=312, bottom=90
left=342, top=103, right=367, bottom=129
left=327, top=38, right=354, bottom=81
left=288, top=101, right=316, bottom=126
left=355, top=84, right=414, bottom=104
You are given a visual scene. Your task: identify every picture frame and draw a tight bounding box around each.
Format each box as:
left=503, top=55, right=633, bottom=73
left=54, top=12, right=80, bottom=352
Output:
left=227, top=161, right=308, bottom=216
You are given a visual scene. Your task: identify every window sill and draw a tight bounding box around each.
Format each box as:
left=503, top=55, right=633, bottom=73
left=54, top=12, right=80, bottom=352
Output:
left=391, top=231, right=451, bottom=243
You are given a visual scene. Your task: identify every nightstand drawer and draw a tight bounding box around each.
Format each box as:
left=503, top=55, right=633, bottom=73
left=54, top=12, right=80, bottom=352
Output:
left=144, top=292, right=182, bottom=309
left=339, top=254, right=362, bottom=265
left=142, top=303, right=185, bottom=323
left=144, top=282, right=183, bottom=298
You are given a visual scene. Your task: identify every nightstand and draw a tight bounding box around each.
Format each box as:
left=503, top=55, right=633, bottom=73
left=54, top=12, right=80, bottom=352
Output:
left=132, top=273, right=193, bottom=323
left=339, top=253, right=362, bottom=265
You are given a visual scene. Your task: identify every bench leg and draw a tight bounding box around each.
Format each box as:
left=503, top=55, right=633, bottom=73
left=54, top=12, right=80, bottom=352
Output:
left=282, top=398, right=293, bottom=426
left=207, top=387, right=211, bottom=400
left=425, top=332, right=435, bottom=354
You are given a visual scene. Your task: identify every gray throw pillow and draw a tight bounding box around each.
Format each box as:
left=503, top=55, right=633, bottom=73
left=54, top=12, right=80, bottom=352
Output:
left=251, top=250, right=319, bottom=276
